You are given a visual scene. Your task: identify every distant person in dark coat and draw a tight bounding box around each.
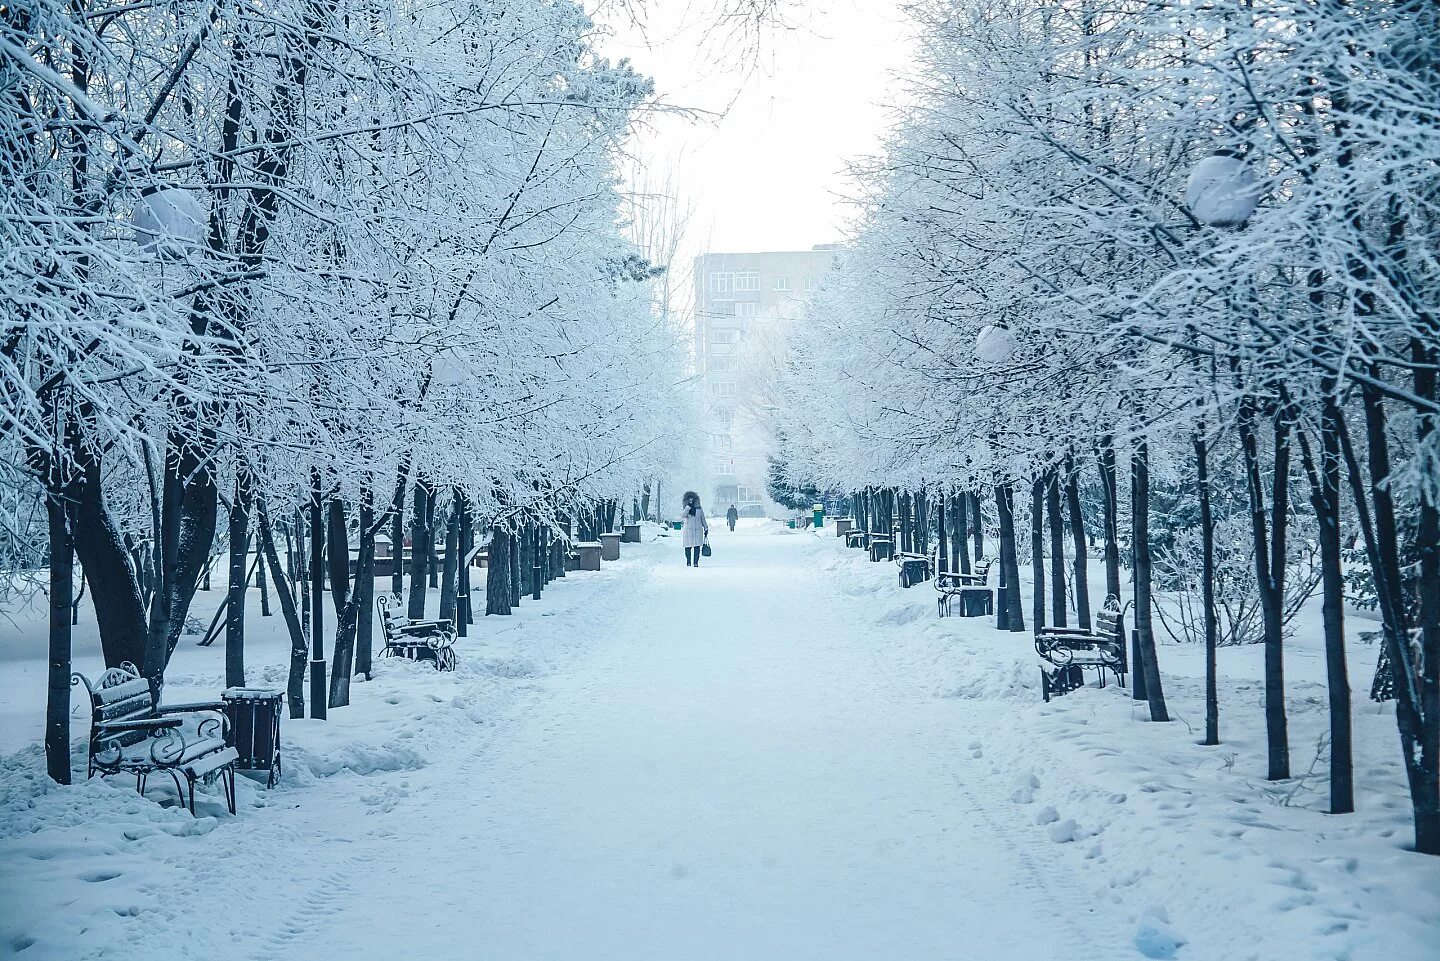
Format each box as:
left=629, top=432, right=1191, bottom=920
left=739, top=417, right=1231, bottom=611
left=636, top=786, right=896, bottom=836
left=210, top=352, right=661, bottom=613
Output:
left=726, top=505, right=739, bottom=532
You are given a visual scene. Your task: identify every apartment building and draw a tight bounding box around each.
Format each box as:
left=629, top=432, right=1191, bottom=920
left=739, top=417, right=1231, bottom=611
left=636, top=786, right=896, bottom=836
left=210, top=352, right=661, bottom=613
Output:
left=692, top=245, right=838, bottom=514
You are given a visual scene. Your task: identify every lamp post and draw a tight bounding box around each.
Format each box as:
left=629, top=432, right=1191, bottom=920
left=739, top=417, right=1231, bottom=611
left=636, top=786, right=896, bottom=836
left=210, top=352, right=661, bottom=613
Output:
left=973, top=326, right=1025, bottom=632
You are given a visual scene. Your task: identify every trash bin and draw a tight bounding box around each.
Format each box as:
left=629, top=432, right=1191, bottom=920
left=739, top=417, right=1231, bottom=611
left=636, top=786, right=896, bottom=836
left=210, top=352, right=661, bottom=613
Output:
left=812, top=503, right=825, bottom=529
left=221, top=687, right=284, bottom=787
left=599, top=531, right=621, bottom=561
left=835, top=518, right=853, bottom=538
left=576, top=541, right=602, bottom=571
left=621, top=523, right=642, bottom=543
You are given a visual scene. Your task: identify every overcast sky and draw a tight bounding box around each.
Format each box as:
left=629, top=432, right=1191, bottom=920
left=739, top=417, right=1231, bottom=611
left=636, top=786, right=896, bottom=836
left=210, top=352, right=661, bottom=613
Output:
left=596, top=1, right=916, bottom=259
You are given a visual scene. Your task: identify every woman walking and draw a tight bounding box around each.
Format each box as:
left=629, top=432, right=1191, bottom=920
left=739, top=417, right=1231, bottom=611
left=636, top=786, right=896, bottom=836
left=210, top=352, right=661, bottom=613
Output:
left=681, top=491, right=709, bottom=567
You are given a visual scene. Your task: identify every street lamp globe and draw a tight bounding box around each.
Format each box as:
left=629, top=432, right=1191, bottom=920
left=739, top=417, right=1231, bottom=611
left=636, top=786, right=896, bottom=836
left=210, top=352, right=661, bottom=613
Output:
left=975, top=324, right=1018, bottom=365
left=1185, top=151, right=1259, bottom=228
left=133, top=185, right=207, bottom=258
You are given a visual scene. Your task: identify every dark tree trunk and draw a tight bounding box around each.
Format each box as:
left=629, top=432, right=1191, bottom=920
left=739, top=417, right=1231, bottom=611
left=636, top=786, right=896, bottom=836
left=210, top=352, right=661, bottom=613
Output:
left=327, top=496, right=350, bottom=619
left=995, top=484, right=1024, bottom=632
left=951, top=492, right=966, bottom=574
left=69, top=443, right=148, bottom=669
left=426, top=486, right=440, bottom=589
left=46, top=490, right=72, bottom=784
left=390, top=481, right=405, bottom=598
left=1238, top=399, right=1290, bottom=779
left=257, top=504, right=307, bottom=719
left=457, top=495, right=473, bottom=635
left=1408, top=337, right=1440, bottom=853
left=225, top=469, right=251, bottom=688
left=532, top=524, right=544, bottom=601
left=1197, top=431, right=1220, bottom=747
left=508, top=528, right=521, bottom=609
left=256, top=537, right=271, bottom=616
left=486, top=523, right=513, bottom=615
left=439, top=497, right=461, bottom=621
left=355, top=484, right=375, bottom=680
left=971, top=492, right=984, bottom=562
left=1031, top=476, right=1046, bottom=631
left=1098, top=436, right=1123, bottom=604
left=408, top=480, right=429, bottom=619
left=1064, top=453, right=1091, bottom=629
left=1297, top=418, right=1352, bottom=811
left=309, top=478, right=326, bottom=720
left=1046, top=466, right=1066, bottom=628
left=936, top=488, right=948, bottom=575
left=1131, top=441, right=1169, bottom=722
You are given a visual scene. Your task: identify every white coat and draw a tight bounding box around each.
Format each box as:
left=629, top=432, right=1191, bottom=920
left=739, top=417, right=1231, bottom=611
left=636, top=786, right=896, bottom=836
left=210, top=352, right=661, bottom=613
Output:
left=681, top=507, right=709, bottom=549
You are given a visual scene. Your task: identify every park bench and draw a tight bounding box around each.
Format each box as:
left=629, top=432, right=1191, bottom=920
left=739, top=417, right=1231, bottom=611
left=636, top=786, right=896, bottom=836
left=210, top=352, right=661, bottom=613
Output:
left=895, top=551, right=934, bottom=589
left=844, top=529, right=867, bottom=549
left=868, top=534, right=894, bottom=562
left=1034, top=593, right=1127, bottom=701
left=377, top=593, right=457, bottom=671
left=73, top=662, right=238, bottom=815
left=936, top=556, right=993, bottom=617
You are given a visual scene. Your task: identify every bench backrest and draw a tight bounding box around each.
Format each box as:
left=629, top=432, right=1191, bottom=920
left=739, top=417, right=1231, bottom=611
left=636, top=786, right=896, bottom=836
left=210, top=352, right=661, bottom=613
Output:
left=376, top=593, right=406, bottom=630
left=972, top=556, right=993, bottom=578
left=74, top=662, right=157, bottom=754
left=1095, top=594, right=1123, bottom=640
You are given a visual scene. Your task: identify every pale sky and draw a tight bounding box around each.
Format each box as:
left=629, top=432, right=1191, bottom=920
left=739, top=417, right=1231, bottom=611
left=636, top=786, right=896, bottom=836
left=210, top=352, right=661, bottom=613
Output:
left=595, top=1, right=916, bottom=259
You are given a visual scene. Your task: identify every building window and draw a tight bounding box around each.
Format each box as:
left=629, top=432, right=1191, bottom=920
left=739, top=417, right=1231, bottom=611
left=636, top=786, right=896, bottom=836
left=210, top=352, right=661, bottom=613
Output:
left=709, top=357, right=734, bottom=374
left=715, top=435, right=733, bottom=451
left=735, top=271, right=760, bottom=291
left=710, top=272, right=733, bottom=294
left=804, top=276, right=816, bottom=291
left=714, top=409, right=734, bottom=428
left=712, top=382, right=737, bottom=398
left=773, top=276, right=789, bottom=291
left=711, top=330, right=738, bottom=345
left=734, top=302, right=756, bottom=318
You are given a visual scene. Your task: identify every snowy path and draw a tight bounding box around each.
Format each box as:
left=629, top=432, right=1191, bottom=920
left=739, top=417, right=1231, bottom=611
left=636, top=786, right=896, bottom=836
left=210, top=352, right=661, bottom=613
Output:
left=288, top=524, right=1105, bottom=960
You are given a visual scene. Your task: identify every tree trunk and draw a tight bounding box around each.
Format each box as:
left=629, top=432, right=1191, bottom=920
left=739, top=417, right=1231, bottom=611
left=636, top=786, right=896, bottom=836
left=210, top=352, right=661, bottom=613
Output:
left=1298, top=419, right=1352, bottom=811
left=1064, top=453, right=1091, bottom=629
left=936, top=487, right=948, bottom=575
left=309, top=478, right=327, bottom=720
left=390, top=482, right=405, bottom=598
left=971, top=491, right=984, bottom=564
left=1031, top=476, right=1046, bottom=631
left=46, top=489, right=73, bottom=784
left=1131, top=441, right=1169, bottom=722
left=1238, top=399, right=1289, bottom=779
left=355, top=484, right=375, bottom=680
left=1098, top=436, right=1123, bottom=604
left=457, top=495, right=473, bottom=635
left=1197, top=432, right=1220, bottom=747
left=486, top=522, right=513, bottom=615
left=408, top=480, right=429, bottom=619
left=508, top=528, right=521, bottom=608
left=439, top=497, right=461, bottom=621
left=257, top=504, right=307, bottom=719
left=1046, top=466, right=1066, bottom=628
left=256, top=538, right=271, bottom=616
left=1409, top=336, right=1440, bottom=854
left=995, top=483, right=1024, bottom=632
left=225, top=470, right=251, bottom=688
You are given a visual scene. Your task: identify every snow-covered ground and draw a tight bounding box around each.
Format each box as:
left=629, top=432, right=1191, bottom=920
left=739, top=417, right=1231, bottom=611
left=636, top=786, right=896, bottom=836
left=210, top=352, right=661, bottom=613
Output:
left=1, top=521, right=1436, bottom=960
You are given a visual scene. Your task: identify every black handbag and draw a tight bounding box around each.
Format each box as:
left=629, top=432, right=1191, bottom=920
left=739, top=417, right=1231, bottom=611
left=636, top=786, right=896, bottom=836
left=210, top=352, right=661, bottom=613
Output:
left=701, top=537, right=712, bottom=558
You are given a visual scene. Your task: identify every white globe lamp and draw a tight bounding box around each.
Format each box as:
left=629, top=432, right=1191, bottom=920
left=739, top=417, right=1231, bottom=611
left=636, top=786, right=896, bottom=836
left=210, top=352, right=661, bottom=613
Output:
left=133, top=186, right=207, bottom=258
left=975, top=325, right=1018, bottom=365
left=1185, top=151, right=1259, bottom=228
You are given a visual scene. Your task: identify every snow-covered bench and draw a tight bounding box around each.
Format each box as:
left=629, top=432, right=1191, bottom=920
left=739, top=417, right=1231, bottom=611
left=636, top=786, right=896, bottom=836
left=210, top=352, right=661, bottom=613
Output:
left=73, top=663, right=238, bottom=815
left=844, top=529, right=866, bottom=549
left=936, top=556, right=993, bottom=617
left=1034, top=593, right=1126, bottom=701
left=868, top=534, right=894, bottom=562
left=894, top=551, right=933, bottom=588
left=377, top=594, right=457, bottom=671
